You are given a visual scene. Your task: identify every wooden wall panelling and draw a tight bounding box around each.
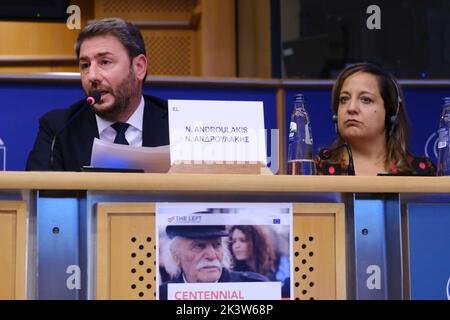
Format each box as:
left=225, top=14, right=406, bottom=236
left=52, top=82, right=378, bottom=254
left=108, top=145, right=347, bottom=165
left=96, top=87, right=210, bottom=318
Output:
left=237, top=0, right=272, bottom=78
left=0, top=201, right=27, bottom=300
left=199, top=0, right=236, bottom=77
left=292, top=203, right=346, bottom=300
left=0, top=0, right=237, bottom=76
left=96, top=202, right=156, bottom=300
left=0, top=0, right=93, bottom=73
left=276, top=88, right=287, bottom=174
left=94, top=0, right=199, bottom=21
left=95, top=0, right=200, bottom=76
left=142, top=29, right=198, bottom=76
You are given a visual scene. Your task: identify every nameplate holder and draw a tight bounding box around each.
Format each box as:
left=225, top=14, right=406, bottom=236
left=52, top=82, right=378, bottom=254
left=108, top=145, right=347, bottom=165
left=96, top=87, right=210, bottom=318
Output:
left=168, top=100, right=269, bottom=175
left=168, top=161, right=272, bottom=175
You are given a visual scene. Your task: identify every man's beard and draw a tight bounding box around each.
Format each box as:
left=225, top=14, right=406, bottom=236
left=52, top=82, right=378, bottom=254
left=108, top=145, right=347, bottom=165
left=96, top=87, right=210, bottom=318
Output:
left=94, top=68, right=140, bottom=121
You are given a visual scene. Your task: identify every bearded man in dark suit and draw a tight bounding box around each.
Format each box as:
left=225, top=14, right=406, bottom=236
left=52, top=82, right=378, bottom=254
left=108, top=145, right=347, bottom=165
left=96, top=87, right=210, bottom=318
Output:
left=26, top=18, right=169, bottom=171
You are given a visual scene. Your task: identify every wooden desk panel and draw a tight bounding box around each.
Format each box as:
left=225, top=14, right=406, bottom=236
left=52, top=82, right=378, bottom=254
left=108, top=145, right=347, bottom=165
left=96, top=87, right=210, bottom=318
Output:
left=0, top=201, right=27, bottom=300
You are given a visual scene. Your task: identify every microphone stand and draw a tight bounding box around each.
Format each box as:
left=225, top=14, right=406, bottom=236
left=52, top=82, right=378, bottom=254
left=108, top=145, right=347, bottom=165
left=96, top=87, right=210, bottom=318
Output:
left=319, top=143, right=355, bottom=176
left=49, top=92, right=100, bottom=170
left=344, top=143, right=355, bottom=176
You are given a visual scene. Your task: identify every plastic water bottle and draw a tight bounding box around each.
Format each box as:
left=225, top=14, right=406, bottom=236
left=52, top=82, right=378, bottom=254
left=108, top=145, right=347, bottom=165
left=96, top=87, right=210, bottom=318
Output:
left=287, top=94, right=316, bottom=175
left=437, top=97, right=450, bottom=176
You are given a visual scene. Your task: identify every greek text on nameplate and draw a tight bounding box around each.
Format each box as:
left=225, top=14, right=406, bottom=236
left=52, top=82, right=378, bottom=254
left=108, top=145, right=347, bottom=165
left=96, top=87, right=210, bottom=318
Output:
left=168, top=100, right=267, bottom=164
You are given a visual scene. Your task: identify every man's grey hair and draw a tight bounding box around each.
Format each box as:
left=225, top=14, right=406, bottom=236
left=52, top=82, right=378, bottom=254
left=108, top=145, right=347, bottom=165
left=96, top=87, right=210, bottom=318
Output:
left=161, top=236, right=232, bottom=279
left=75, top=17, right=146, bottom=60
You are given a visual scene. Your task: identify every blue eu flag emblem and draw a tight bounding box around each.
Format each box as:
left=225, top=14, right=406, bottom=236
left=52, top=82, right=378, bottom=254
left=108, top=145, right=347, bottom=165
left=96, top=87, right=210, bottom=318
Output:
left=273, top=219, right=280, bottom=224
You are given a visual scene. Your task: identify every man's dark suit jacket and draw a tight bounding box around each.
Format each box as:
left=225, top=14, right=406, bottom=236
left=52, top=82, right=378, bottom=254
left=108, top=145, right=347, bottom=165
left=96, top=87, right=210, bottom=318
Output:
left=26, top=94, right=169, bottom=171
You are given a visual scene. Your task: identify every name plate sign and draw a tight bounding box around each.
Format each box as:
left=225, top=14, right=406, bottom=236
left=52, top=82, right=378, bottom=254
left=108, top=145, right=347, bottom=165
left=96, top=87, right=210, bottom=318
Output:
left=168, top=100, right=266, bottom=165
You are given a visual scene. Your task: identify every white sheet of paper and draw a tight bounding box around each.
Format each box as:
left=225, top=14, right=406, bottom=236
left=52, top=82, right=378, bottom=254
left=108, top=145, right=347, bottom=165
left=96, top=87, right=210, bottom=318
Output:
left=90, top=138, right=170, bottom=173
left=168, top=100, right=267, bottom=164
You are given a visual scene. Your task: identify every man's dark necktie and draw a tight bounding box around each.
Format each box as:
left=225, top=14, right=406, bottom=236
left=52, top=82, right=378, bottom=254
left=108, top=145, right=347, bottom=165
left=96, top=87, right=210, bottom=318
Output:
left=111, top=122, right=130, bottom=145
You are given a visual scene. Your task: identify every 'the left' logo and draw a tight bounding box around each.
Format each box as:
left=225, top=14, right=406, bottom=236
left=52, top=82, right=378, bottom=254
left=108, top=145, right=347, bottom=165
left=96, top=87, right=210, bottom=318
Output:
left=0, top=136, right=6, bottom=171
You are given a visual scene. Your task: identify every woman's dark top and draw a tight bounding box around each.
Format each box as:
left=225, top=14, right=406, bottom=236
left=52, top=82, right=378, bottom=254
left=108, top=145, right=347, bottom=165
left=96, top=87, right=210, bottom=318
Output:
left=315, top=154, right=436, bottom=176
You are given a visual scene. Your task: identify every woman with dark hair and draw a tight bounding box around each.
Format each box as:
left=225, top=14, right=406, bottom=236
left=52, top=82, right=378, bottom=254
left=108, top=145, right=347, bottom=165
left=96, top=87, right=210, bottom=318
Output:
left=228, top=225, right=277, bottom=280
left=316, top=62, right=436, bottom=176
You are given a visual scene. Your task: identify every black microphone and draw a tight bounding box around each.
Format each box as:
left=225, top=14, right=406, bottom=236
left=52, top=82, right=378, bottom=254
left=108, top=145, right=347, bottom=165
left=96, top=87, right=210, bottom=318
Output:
left=319, top=143, right=355, bottom=176
left=49, top=91, right=101, bottom=170
left=86, top=91, right=101, bottom=106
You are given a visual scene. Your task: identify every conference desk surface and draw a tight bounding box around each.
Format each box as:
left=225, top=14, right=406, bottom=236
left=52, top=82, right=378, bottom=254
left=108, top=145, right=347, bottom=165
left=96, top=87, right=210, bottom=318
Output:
left=1, top=171, right=449, bottom=300
left=0, top=171, right=448, bottom=193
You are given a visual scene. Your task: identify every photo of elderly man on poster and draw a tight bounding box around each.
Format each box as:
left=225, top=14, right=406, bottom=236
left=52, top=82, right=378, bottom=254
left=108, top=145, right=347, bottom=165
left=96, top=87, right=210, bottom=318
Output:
left=156, top=203, right=292, bottom=300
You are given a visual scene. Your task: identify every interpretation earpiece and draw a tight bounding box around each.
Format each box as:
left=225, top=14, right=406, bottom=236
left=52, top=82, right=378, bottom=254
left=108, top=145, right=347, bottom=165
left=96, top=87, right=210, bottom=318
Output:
left=332, top=114, right=338, bottom=134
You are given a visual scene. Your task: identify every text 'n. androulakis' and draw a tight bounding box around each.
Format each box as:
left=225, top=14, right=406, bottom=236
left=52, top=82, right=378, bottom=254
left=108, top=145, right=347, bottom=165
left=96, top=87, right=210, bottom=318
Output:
left=184, top=126, right=251, bottom=143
